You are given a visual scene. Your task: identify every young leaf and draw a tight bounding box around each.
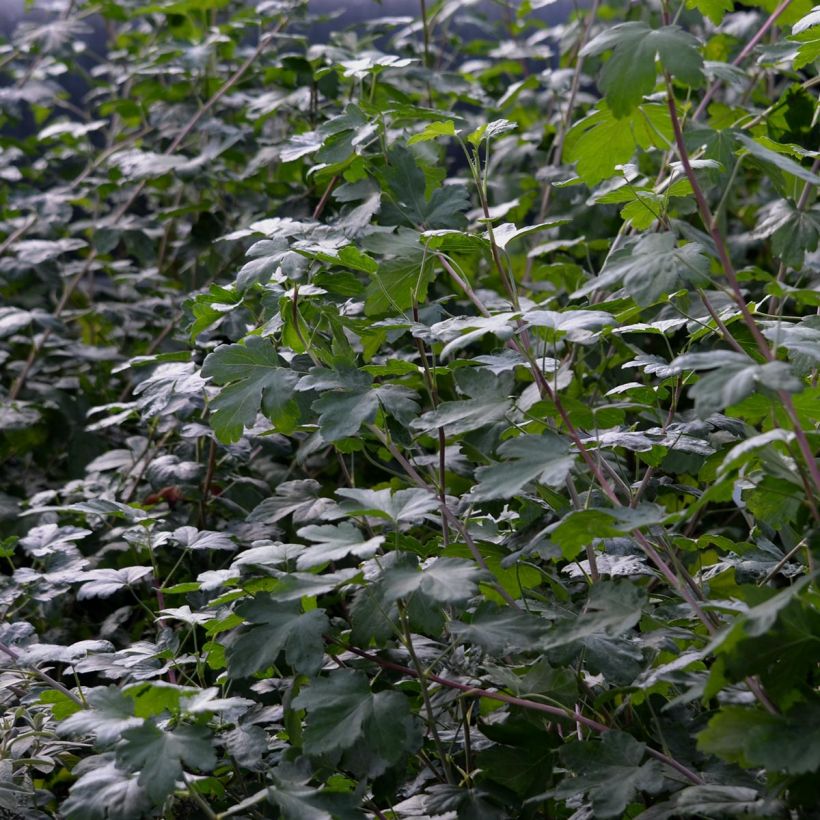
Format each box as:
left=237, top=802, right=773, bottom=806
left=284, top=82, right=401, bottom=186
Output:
left=686, top=0, right=733, bottom=24
left=407, top=120, right=457, bottom=144
left=564, top=104, right=674, bottom=185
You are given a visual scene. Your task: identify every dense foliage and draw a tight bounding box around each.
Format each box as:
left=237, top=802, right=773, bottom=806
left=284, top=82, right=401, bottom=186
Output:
left=1, top=0, right=819, bottom=816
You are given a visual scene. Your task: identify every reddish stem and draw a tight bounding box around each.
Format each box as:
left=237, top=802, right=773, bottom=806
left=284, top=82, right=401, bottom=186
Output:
left=335, top=640, right=704, bottom=786
left=666, top=80, right=820, bottom=495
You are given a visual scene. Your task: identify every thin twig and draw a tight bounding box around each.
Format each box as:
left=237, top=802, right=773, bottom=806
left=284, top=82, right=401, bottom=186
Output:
left=759, top=539, right=808, bottom=585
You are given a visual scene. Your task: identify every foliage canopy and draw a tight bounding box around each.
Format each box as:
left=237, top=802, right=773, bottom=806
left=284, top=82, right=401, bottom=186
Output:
left=1, top=0, right=819, bottom=817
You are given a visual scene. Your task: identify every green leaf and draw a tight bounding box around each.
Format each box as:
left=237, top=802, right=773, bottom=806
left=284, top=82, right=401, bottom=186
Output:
left=736, top=133, right=820, bottom=186
left=448, top=602, right=549, bottom=653
left=380, top=146, right=469, bottom=230
left=746, top=0, right=814, bottom=26
left=489, top=219, right=570, bottom=250
left=412, top=369, right=513, bottom=436
left=467, top=118, right=518, bottom=146
left=698, top=705, right=820, bottom=774
left=753, top=200, right=820, bottom=268
left=476, top=742, right=555, bottom=797
left=202, top=337, right=300, bottom=442
left=267, top=776, right=363, bottom=819
left=636, top=785, right=785, bottom=819
left=76, top=566, right=153, bottom=600
left=312, top=388, right=379, bottom=441
left=63, top=757, right=152, bottom=820
left=336, top=487, right=439, bottom=524
left=434, top=313, right=519, bottom=358
left=380, top=553, right=485, bottom=604
left=292, top=670, right=417, bottom=763
left=581, top=22, right=704, bottom=117
left=347, top=689, right=423, bottom=776
left=564, top=103, right=674, bottom=185
left=412, top=394, right=513, bottom=435
left=555, top=731, right=664, bottom=818
left=247, top=479, right=339, bottom=525
left=295, top=522, right=385, bottom=569
left=574, top=233, right=710, bottom=305
left=365, top=252, right=434, bottom=315
left=59, top=687, right=142, bottom=746
left=408, top=120, right=458, bottom=144
left=539, top=580, right=647, bottom=650
left=225, top=595, right=329, bottom=677
left=117, top=722, right=216, bottom=803
left=551, top=505, right=666, bottom=561
left=525, top=308, right=615, bottom=341
left=791, top=11, right=820, bottom=69
left=424, top=784, right=506, bottom=819
left=303, top=367, right=419, bottom=440
left=763, top=318, right=820, bottom=363
left=672, top=351, right=804, bottom=417
left=704, top=576, right=820, bottom=702
left=686, top=0, right=734, bottom=24
left=470, top=433, right=575, bottom=500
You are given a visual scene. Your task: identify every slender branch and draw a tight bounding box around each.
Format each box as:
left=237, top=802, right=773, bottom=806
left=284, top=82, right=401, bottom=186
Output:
left=437, top=252, right=623, bottom=505
left=666, top=80, right=771, bottom=357
left=0, top=215, right=37, bottom=257
left=697, top=290, right=746, bottom=355
left=412, top=301, right=450, bottom=546
left=693, top=0, right=793, bottom=120
left=419, top=0, right=432, bottom=69
left=334, top=640, right=704, bottom=786
left=759, top=539, right=808, bottom=585
left=534, top=0, right=601, bottom=222
left=199, top=436, right=219, bottom=528
left=312, top=175, right=338, bottom=221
